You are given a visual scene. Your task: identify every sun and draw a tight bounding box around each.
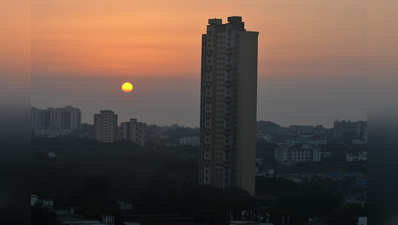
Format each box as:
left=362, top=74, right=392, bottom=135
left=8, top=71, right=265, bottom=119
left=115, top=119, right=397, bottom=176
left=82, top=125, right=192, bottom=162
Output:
left=122, top=82, right=133, bottom=92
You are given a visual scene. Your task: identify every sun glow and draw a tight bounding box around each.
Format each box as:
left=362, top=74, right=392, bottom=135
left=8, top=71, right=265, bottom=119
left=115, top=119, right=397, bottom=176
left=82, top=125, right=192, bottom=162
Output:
left=122, top=82, right=133, bottom=92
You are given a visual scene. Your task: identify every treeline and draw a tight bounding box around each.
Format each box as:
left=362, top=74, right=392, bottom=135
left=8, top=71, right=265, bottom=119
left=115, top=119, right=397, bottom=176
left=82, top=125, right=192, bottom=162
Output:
left=31, top=136, right=199, bottom=205
left=32, top=136, right=366, bottom=225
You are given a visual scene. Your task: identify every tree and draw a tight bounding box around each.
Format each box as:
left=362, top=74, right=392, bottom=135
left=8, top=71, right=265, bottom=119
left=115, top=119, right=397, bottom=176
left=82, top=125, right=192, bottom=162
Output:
left=31, top=206, right=62, bottom=225
left=325, top=203, right=366, bottom=225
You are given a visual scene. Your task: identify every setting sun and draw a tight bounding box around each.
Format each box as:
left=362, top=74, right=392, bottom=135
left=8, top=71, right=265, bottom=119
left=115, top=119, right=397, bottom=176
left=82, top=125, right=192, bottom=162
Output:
left=121, top=82, right=133, bottom=92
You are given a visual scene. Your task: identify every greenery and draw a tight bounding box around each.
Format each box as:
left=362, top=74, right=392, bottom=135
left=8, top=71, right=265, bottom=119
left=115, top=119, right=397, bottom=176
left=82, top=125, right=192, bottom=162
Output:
left=256, top=120, right=280, bottom=134
left=325, top=203, right=367, bottom=225
left=31, top=206, right=62, bottom=225
left=32, top=134, right=366, bottom=225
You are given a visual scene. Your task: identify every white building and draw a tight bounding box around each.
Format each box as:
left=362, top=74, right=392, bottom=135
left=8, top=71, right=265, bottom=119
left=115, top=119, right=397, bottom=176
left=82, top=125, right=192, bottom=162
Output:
left=275, top=144, right=321, bottom=165
left=180, top=136, right=200, bottom=146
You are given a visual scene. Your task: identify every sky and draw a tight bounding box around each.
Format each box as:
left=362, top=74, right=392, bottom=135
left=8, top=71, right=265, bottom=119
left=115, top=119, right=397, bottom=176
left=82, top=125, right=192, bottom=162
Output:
left=31, top=0, right=367, bottom=128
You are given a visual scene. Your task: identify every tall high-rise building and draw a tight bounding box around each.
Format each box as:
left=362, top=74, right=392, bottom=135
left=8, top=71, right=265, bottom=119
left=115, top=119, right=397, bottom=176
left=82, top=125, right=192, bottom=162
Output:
left=94, top=110, right=118, bottom=143
left=198, top=16, right=258, bottom=195
left=120, top=118, right=147, bottom=146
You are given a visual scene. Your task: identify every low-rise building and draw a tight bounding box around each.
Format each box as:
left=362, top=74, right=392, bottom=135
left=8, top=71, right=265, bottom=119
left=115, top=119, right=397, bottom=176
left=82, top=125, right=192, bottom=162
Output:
left=289, top=125, right=314, bottom=134
left=352, top=139, right=367, bottom=145
left=334, top=120, right=367, bottom=139
left=256, top=133, right=272, bottom=142
left=346, top=152, right=367, bottom=162
left=151, top=133, right=169, bottom=139
left=286, top=135, right=326, bottom=147
left=275, top=144, right=321, bottom=165
left=180, top=136, right=199, bottom=146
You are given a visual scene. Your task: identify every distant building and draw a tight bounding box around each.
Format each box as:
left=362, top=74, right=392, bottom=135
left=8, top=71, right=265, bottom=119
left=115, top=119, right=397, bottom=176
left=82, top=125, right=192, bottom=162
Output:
left=32, top=128, right=73, bottom=137
left=352, top=139, right=367, bottom=145
left=161, top=124, right=179, bottom=132
left=359, top=121, right=367, bottom=142
left=275, top=144, right=321, bottom=165
left=346, top=151, right=367, bottom=162
left=256, top=133, right=272, bottom=142
left=118, top=201, right=133, bottom=210
left=278, top=127, right=290, bottom=134
left=94, top=110, right=118, bottom=143
left=289, top=125, right=313, bottom=134
left=31, top=195, right=38, bottom=206
left=180, top=136, right=200, bottom=146
left=286, top=135, right=326, bottom=147
left=333, top=120, right=367, bottom=139
left=151, top=133, right=169, bottom=139
left=31, top=106, right=81, bottom=130
left=346, top=154, right=358, bottom=162
left=120, top=119, right=147, bottom=146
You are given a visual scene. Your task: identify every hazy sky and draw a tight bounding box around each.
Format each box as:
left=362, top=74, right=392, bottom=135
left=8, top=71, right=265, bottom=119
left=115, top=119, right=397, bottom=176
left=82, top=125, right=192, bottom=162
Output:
left=31, top=0, right=367, bottom=128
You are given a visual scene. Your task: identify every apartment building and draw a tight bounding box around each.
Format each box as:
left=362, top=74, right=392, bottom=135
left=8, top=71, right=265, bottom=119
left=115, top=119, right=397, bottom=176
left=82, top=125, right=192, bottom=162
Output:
left=199, top=16, right=258, bottom=195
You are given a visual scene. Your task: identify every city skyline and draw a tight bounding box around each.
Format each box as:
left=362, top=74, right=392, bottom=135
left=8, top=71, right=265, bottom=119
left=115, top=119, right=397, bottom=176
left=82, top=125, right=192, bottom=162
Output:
left=31, top=1, right=367, bottom=128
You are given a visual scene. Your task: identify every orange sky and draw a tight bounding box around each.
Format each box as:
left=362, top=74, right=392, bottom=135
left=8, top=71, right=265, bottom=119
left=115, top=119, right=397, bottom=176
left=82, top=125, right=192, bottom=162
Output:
left=31, top=0, right=368, bottom=127
left=32, top=0, right=366, bottom=79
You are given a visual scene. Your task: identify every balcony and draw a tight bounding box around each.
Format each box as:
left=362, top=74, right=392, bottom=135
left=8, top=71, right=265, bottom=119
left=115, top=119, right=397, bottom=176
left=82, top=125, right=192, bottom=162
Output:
left=225, top=97, right=231, bottom=103
left=206, top=65, right=212, bottom=71
left=224, top=113, right=231, bottom=119
left=225, top=65, right=232, bottom=71
left=225, top=48, right=232, bottom=55
left=205, top=81, right=212, bottom=87
left=206, top=50, right=212, bottom=56
left=225, top=81, right=232, bottom=87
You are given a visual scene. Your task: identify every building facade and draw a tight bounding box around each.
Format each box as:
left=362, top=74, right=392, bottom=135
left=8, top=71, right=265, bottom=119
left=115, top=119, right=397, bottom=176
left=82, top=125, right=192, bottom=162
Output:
left=31, top=106, right=81, bottom=130
left=120, top=119, right=147, bottom=146
left=93, top=110, right=118, bottom=143
left=180, top=136, right=200, bottom=146
left=333, top=120, right=367, bottom=139
left=199, top=16, right=258, bottom=195
left=286, top=135, right=327, bottom=147
left=275, top=144, right=321, bottom=165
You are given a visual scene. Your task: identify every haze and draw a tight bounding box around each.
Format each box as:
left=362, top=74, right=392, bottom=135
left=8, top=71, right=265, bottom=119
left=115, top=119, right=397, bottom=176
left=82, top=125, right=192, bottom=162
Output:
left=31, top=0, right=367, bottom=128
